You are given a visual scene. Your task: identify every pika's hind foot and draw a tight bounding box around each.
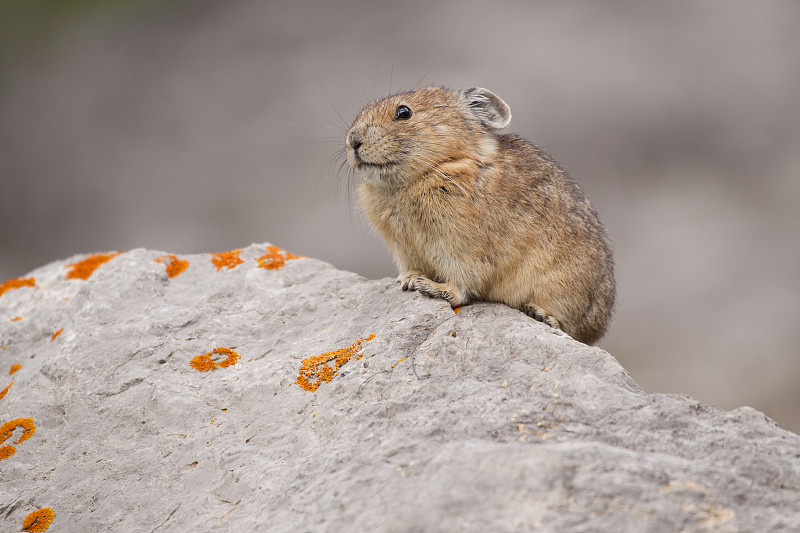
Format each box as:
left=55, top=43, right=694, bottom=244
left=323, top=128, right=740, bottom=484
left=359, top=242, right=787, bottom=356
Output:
left=399, top=273, right=466, bottom=307
left=521, top=304, right=561, bottom=330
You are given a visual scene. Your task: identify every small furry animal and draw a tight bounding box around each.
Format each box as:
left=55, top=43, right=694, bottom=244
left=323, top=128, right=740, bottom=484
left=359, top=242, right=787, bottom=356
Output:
left=345, top=86, right=615, bottom=345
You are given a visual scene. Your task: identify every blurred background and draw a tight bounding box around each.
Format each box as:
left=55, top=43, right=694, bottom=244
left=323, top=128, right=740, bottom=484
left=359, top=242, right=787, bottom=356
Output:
left=1, top=0, right=798, bottom=431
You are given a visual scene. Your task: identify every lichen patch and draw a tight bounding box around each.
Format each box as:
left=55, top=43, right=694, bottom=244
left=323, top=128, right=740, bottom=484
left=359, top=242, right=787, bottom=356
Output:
left=391, top=357, right=407, bottom=369
left=296, top=335, right=376, bottom=392
left=0, top=381, right=13, bottom=400
left=0, top=417, right=36, bottom=461
left=22, top=507, right=55, bottom=532
left=65, top=252, right=121, bottom=280
left=190, top=347, right=240, bottom=372
left=0, top=277, right=35, bottom=298
left=155, top=254, right=189, bottom=278
left=210, top=249, right=244, bottom=271
left=256, top=245, right=302, bottom=270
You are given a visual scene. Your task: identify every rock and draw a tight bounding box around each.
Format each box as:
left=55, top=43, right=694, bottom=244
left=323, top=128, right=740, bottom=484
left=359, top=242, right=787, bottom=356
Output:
left=1, top=244, right=798, bottom=532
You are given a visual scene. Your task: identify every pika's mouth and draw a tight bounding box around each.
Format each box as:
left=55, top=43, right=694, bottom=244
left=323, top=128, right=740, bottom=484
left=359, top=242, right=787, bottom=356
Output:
left=358, top=161, right=395, bottom=171
left=351, top=160, right=401, bottom=187
left=355, top=161, right=400, bottom=181
left=349, top=154, right=397, bottom=173
left=346, top=145, right=400, bottom=183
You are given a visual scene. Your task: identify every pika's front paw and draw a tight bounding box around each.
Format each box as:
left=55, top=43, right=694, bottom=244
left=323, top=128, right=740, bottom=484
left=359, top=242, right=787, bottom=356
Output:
left=402, top=275, right=466, bottom=307
left=521, top=303, right=561, bottom=330
left=408, top=276, right=443, bottom=298
left=398, top=271, right=425, bottom=291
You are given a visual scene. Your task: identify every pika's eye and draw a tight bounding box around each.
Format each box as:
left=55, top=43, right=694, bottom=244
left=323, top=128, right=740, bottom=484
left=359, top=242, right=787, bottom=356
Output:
left=394, top=105, right=412, bottom=120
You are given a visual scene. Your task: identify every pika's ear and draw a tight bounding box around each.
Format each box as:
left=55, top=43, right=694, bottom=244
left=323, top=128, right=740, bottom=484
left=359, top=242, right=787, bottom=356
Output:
left=462, top=87, right=511, bottom=129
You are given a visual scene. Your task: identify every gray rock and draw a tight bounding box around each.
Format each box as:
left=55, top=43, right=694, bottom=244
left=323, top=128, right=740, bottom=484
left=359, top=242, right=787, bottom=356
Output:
left=1, top=244, right=798, bottom=532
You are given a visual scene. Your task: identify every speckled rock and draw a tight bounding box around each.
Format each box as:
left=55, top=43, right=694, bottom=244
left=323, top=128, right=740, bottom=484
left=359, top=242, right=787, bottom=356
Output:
left=1, top=244, right=798, bottom=532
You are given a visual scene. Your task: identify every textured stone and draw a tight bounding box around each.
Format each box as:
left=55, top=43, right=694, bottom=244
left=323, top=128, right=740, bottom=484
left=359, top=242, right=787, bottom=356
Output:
left=0, top=244, right=798, bottom=532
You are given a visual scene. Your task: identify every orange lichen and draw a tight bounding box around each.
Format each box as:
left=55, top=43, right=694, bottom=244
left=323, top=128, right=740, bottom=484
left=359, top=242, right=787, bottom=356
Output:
left=296, top=334, right=376, bottom=392
left=0, top=417, right=36, bottom=461
left=391, top=357, right=407, bottom=369
left=155, top=255, right=189, bottom=278
left=190, top=347, right=240, bottom=372
left=51, top=329, right=63, bottom=342
left=11, top=316, right=22, bottom=322
left=0, top=277, right=35, bottom=298
left=22, top=507, right=55, bottom=532
left=0, top=382, right=12, bottom=399
left=65, top=252, right=121, bottom=280
left=210, top=249, right=244, bottom=271
left=9, top=364, right=21, bottom=375
left=256, top=245, right=302, bottom=270
left=453, top=307, right=460, bottom=314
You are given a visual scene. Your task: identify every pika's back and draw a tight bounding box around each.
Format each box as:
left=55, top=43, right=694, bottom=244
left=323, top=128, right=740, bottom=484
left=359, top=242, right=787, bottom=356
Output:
left=346, top=86, right=615, bottom=345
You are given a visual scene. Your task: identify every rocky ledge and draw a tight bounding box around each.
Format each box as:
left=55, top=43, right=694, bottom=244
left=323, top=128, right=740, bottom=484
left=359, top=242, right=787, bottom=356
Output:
left=1, top=244, right=798, bottom=532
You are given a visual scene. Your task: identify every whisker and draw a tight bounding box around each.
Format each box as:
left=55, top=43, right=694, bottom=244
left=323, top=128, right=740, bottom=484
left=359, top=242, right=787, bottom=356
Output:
left=316, top=73, right=350, bottom=130
left=316, top=148, right=347, bottom=188
left=372, top=55, right=381, bottom=100
left=389, top=45, right=397, bottom=95
left=410, top=153, right=471, bottom=197
left=413, top=31, right=451, bottom=89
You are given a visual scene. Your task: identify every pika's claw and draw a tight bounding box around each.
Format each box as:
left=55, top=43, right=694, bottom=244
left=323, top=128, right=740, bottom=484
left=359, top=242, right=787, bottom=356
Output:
left=521, top=304, right=561, bottom=330
left=403, top=275, right=466, bottom=308
left=398, top=271, right=424, bottom=291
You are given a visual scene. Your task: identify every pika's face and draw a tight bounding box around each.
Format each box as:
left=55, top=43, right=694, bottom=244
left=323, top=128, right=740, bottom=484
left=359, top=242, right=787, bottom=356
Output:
left=345, top=86, right=511, bottom=188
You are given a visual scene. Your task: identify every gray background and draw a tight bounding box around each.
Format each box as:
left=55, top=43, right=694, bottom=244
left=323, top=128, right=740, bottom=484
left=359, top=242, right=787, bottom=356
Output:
left=1, top=1, right=798, bottom=431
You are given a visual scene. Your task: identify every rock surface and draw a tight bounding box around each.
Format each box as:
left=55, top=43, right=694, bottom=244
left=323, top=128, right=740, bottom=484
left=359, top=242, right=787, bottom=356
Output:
left=1, top=243, right=798, bottom=532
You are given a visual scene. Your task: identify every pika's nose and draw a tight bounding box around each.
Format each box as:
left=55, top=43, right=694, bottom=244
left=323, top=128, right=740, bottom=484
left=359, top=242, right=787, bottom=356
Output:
left=346, top=132, right=362, bottom=151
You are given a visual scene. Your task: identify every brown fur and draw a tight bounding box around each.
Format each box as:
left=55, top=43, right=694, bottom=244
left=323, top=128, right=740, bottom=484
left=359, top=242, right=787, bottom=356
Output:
left=345, top=86, right=615, bottom=345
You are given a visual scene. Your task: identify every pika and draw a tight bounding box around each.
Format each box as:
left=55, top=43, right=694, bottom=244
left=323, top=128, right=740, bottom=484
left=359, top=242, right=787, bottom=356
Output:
left=345, top=86, right=615, bottom=345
